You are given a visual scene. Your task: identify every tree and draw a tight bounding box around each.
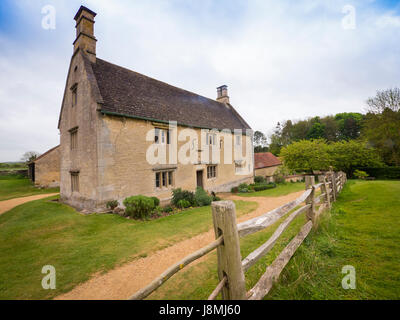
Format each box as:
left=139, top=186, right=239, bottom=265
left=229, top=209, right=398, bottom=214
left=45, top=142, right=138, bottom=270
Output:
left=253, top=131, right=268, bottom=153
left=362, top=88, right=400, bottom=165
left=21, top=151, right=40, bottom=163
left=280, top=139, right=332, bottom=173
left=366, top=88, right=400, bottom=114
left=329, top=140, right=384, bottom=175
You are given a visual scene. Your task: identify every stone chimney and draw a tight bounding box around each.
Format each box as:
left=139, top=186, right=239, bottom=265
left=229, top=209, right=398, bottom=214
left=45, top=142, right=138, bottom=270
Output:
left=73, top=6, right=97, bottom=62
left=217, top=85, right=230, bottom=104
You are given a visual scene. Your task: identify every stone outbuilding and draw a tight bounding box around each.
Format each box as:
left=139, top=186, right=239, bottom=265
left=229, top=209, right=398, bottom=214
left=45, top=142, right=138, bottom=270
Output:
left=254, top=152, right=282, bottom=182
left=31, top=145, right=61, bottom=188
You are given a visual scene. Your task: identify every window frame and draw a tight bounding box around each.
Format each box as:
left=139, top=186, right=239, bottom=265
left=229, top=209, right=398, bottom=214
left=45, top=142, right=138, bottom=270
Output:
left=155, top=170, right=174, bottom=189
left=207, top=165, right=217, bottom=179
left=69, top=127, right=78, bottom=151
left=70, top=171, right=80, bottom=193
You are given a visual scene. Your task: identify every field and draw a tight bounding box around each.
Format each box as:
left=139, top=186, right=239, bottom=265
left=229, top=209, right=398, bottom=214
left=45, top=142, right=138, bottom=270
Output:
left=151, top=180, right=400, bottom=300
left=0, top=175, right=59, bottom=201
left=0, top=195, right=257, bottom=299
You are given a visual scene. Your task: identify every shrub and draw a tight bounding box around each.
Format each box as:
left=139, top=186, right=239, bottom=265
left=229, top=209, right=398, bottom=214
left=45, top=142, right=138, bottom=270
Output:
left=195, top=187, right=213, bottom=207
left=177, top=199, right=191, bottom=209
left=171, top=188, right=195, bottom=207
left=355, top=167, right=400, bottom=179
left=123, top=195, right=156, bottom=220
left=238, top=188, right=249, bottom=193
left=239, top=183, right=249, bottom=189
left=231, top=187, right=239, bottom=194
left=354, top=170, right=369, bottom=179
left=254, top=176, right=266, bottom=184
left=106, top=200, right=119, bottom=211
left=163, top=205, right=174, bottom=213
left=151, top=197, right=160, bottom=207
left=254, top=183, right=277, bottom=192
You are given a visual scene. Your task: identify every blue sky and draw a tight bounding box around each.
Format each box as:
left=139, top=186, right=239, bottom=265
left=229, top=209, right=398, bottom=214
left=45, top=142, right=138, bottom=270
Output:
left=0, top=0, right=400, bottom=161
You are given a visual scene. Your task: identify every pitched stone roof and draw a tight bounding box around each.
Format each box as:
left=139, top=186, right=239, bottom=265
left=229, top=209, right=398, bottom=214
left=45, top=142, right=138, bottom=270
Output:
left=91, top=58, right=251, bottom=131
left=254, top=152, right=281, bottom=169
left=34, top=145, right=60, bottom=162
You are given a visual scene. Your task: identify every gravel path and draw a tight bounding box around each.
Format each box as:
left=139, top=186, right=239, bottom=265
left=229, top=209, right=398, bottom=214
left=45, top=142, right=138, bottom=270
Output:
left=55, top=191, right=304, bottom=300
left=0, top=193, right=59, bottom=215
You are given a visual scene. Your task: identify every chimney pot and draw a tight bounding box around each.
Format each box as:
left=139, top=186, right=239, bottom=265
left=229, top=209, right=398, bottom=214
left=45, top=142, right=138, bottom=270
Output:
left=217, top=85, right=229, bottom=104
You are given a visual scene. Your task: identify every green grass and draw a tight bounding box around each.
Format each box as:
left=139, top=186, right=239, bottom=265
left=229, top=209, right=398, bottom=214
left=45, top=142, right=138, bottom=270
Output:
left=0, top=176, right=59, bottom=201
left=238, top=182, right=305, bottom=197
left=151, top=180, right=400, bottom=300
left=0, top=197, right=257, bottom=300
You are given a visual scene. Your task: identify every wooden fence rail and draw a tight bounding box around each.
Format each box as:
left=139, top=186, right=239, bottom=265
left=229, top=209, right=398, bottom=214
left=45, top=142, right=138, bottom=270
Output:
left=129, top=170, right=347, bottom=300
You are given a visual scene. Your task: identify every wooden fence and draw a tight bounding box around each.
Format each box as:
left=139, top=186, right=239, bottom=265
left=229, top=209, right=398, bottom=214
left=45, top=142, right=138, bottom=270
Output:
left=129, top=170, right=347, bottom=300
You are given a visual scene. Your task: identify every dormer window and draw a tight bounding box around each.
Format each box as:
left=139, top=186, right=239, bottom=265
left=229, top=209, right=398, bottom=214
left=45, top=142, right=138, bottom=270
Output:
left=71, top=83, right=78, bottom=107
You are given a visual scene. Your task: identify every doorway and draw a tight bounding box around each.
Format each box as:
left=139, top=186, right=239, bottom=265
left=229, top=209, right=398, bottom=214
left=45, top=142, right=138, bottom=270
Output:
left=196, top=170, right=204, bottom=188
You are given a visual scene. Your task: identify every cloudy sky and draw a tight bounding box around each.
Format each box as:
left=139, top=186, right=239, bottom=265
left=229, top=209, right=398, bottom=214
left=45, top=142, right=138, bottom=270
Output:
left=0, top=0, right=399, bottom=162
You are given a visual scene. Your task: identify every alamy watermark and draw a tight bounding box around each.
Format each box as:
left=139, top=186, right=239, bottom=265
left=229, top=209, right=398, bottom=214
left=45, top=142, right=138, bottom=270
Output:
left=342, top=265, right=356, bottom=289
left=41, top=265, right=56, bottom=290
left=342, top=5, right=356, bottom=30
left=144, top=122, right=254, bottom=176
left=41, top=5, right=56, bottom=30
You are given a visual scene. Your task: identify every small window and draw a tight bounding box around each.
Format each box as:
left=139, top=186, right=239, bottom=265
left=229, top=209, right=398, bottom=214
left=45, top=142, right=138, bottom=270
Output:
left=236, top=135, right=241, bottom=146
left=71, top=172, right=79, bottom=192
left=71, top=84, right=78, bottom=107
left=70, top=128, right=78, bottom=150
left=207, top=165, right=217, bottom=179
left=206, top=133, right=216, bottom=146
left=155, top=128, right=171, bottom=145
left=155, top=171, right=174, bottom=189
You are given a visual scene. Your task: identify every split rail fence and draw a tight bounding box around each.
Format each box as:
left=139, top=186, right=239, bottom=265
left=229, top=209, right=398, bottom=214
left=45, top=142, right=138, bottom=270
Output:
left=129, top=170, right=347, bottom=300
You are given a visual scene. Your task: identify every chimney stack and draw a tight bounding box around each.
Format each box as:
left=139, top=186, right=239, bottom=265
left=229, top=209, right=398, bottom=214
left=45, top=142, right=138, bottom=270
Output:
left=73, top=6, right=97, bottom=62
left=217, top=85, right=229, bottom=104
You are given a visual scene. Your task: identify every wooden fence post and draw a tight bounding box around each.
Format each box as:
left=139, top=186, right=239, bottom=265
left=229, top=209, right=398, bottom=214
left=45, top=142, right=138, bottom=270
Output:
left=321, top=176, right=331, bottom=209
left=212, top=201, right=246, bottom=300
left=330, top=171, right=337, bottom=202
left=305, top=176, right=315, bottom=190
left=305, top=176, right=316, bottom=223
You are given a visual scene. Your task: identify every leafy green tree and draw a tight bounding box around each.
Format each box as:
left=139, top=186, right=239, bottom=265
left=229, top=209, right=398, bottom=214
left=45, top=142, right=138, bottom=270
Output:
left=280, top=139, right=332, bottom=173
left=329, top=140, right=384, bottom=175
left=253, top=131, right=268, bottom=153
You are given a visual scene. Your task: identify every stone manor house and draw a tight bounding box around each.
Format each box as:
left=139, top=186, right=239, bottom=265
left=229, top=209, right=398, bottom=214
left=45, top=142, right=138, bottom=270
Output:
left=58, top=6, right=254, bottom=211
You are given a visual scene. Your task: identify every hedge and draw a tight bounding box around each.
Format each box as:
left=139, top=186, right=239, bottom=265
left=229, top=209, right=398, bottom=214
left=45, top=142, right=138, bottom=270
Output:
left=355, top=167, right=400, bottom=180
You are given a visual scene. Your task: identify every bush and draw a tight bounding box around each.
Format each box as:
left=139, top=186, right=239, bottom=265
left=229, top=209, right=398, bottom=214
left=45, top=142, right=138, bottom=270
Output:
left=195, top=187, right=213, bottom=207
left=163, top=205, right=174, bottom=213
left=123, top=195, right=156, bottom=220
left=238, top=188, right=249, bottom=193
left=353, top=170, right=369, bottom=179
left=231, top=187, right=239, bottom=194
left=239, top=183, right=249, bottom=189
left=254, top=176, right=266, bottom=184
left=254, top=183, right=277, bottom=192
left=354, top=167, right=400, bottom=179
left=172, top=188, right=195, bottom=207
left=151, top=197, right=160, bottom=207
left=177, top=199, right=191, bottom=209
left=106, top=200, right=119, bottom=211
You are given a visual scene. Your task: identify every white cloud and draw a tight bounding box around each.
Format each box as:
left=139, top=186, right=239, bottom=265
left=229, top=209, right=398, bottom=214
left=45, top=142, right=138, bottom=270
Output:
left=0, top=0, right=399, bottom=160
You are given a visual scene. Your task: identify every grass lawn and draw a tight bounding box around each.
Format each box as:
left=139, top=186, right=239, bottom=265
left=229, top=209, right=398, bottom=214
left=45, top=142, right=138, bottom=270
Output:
left=0, top=196, right=257, bottom=300
left=237, top=181, right=305, bottom=198
left=0, top=176, right=59, bottom=201
left=151, top=180, right=400, bottom=300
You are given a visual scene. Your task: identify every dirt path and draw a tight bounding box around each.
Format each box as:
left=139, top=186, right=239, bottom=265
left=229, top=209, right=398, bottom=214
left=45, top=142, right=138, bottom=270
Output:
left=0, top=193, right=59, bottom=215
left=55, top=191, right=304, bottom=300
